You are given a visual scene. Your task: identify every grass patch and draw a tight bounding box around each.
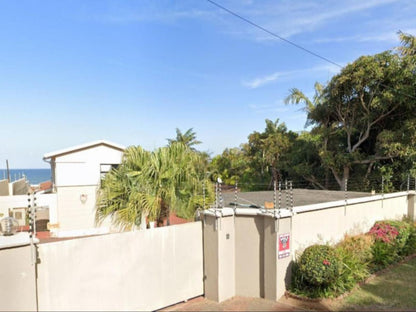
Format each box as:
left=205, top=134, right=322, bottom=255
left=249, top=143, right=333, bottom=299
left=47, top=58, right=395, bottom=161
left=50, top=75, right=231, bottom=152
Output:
left=336, top=256, right=416, bottom=311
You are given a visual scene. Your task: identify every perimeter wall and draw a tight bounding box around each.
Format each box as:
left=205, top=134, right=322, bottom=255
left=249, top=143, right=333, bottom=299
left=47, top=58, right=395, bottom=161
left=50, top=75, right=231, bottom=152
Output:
left=1, top=192, right=414, bottom=311
left=1, top=221, right=204, bottom=312
left=204, top=191, right=415, bottom=303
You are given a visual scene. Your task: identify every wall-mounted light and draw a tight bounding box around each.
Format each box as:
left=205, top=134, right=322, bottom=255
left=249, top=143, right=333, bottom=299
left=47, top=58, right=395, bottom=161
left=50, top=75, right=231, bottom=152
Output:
left=80, top=194, right=88, bottom=203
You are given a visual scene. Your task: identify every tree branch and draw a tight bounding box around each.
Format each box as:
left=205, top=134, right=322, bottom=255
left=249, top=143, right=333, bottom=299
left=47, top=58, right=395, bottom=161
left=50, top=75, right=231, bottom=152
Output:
left=352, top=155, right=392, bottom=164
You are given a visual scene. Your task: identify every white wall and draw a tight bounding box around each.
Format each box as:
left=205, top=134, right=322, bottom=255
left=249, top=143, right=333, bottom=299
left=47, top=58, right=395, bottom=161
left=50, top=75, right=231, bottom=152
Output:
left=54, top=185, right=101, bottom=233
left=37, top=222, right=204, bottom=311
left=46, top=144, right=124, bottom=235
left=291, top=193, right=409, bottom=253
left=54, top=145, right=123, bottom=187
left=0, top=179, right=9, bottom=196
left=0, top=244, right=37, bottom=311
left=0, top=193, right=57, bottom=222
left=12, top=178, right=29, bottom=195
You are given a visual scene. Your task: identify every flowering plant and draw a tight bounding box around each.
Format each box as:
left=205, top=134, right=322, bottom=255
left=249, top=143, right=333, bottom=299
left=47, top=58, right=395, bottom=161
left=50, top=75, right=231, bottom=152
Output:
left=368, top=222, right=399, bottom=243
left=322, top=259, right=331, bottom=266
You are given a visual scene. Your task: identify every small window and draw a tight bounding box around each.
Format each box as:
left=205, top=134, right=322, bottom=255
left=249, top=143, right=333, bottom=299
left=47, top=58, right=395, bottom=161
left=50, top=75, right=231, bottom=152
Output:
left=100, top=164, right=119, bottom=182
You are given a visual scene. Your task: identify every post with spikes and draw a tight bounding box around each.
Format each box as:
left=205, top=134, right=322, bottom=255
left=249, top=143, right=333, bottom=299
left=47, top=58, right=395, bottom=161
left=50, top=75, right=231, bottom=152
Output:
left=218, top=178, right=223, bottom=208
left=33, top=191, right=37, bottom=238
left=28, top=192, right=37, bottom=265
left=278, top=181, right=282, bottom=213
left=381, top=176, right=384, bottom=209
left=274, top=180, right=278, bottom=232
left=234, top=181, right=238, bottom=215
left=203, top=180, right=206, bottom=210
left=407, top=174, right=410, bottom=192
left=344, top=178, right=348, bottom=216
left=215, top=182, right=218, bottom=209
left=285, top=180, right=289, bottom=209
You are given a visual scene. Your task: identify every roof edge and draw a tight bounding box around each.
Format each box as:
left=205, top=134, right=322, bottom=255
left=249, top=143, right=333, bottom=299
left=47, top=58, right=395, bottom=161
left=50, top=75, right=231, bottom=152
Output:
left=43, top=140, right=125, bottom=159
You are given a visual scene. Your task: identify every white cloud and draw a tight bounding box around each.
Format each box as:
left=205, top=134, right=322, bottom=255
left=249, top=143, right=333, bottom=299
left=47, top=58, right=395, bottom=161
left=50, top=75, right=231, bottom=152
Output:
left=243, top=72, right=280, bottom=89
left=243, top=64, right=341, bottom=89
left=215, top=0, right=401, bottom=40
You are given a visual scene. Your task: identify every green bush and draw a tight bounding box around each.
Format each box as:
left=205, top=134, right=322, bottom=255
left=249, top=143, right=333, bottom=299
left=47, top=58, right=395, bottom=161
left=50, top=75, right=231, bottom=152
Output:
left=403, top=224, right=416, bottom=256
left=368, top=220, right=415, bottom=271
left=291, top=244, right=342, bottom=298
left=291, top=219, right=416, bottom=299
left=298, top=245, right=341, bottom=286
left=384, top=220, right=411, bottom=256
left=368, top=221, right=400, bottom=270
left=335, top=234, right=373, bottom=291
left=399, top=218, right=416, bottom=256
left=370, top=240, right=397, bottom=271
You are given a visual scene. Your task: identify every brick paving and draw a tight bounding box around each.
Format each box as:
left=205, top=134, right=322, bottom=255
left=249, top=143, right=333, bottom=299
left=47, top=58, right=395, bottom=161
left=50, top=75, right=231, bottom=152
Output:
left=160, top=295, right=331, bottom=311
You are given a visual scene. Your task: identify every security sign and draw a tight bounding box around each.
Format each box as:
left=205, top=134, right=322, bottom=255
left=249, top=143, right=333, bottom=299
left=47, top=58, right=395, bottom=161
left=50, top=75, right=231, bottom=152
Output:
left=278, top=233, right=290, bottom=259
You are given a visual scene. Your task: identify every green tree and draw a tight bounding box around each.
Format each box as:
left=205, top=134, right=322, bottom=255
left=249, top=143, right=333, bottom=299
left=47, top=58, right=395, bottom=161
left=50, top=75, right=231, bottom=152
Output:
left=96, top=143, right=213, bottom=230
left=286, top=34, right=416, bottom=190
left=167, top=128, right=202, bottom=150
left=246, top=119, right=295, bottom=184
left=210, top=147, right=249, bottom=186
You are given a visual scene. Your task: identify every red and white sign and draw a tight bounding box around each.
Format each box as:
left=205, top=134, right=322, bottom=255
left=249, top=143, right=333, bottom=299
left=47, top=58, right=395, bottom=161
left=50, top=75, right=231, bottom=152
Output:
left=278, top=233, right=290, bottom=259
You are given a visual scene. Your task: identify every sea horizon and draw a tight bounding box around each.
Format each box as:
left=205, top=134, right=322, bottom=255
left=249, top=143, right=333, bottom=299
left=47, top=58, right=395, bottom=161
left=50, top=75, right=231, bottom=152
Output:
left=0, top=168, right=52, bottom=185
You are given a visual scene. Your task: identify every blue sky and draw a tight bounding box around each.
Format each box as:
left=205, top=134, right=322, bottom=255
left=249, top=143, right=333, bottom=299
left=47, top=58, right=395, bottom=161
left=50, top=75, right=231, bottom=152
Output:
left=0, top=0, right=415, bottom=168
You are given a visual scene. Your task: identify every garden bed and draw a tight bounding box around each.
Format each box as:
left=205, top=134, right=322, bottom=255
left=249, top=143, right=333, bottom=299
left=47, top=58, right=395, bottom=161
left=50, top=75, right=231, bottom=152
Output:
left=290, top=219, right=416, bottom=300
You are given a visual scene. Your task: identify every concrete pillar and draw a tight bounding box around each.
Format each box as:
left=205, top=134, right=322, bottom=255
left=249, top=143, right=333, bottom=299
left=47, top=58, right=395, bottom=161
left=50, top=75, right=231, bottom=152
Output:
left=263, top=217, right=292, bottom=301
left=263, top=217, right=277, bottom=300
left=234, top=215, right=264, bottom=298
left=275, top=217, right=292, bottom=299
left=203, top=215, right=235, bottom=302
left=408, top=193, right=415, bottom=222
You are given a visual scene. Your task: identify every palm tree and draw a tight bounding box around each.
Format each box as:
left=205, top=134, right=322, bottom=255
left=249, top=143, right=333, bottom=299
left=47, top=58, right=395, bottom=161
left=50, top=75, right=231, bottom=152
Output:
left=96, top=143, right=213, bottom=230
left=284, top=82, right=324, bottom=127
left=167, top=128, right=202, bottom=150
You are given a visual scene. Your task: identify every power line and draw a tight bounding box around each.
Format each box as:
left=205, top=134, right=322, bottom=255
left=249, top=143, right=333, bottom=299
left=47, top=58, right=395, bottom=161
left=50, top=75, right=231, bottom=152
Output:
left=206, top=0, right=416, bottom=101
left=206, top=0, right=342, bottom=68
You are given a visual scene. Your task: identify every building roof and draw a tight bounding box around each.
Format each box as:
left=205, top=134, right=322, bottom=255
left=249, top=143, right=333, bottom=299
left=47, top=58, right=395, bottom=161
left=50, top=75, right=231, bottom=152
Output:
left=43, top=140, right=125, bottom=160
left=222, top=189, right=370, bottom=209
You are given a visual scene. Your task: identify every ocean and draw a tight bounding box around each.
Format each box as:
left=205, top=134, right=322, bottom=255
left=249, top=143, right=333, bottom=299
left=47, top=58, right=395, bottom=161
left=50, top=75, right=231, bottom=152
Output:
left=0, top=169, right=52, bottom=185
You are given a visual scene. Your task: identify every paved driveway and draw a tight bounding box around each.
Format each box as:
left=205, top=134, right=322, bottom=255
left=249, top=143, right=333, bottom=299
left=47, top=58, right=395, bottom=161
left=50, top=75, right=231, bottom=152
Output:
left=160, top=295, right=331, bottom=311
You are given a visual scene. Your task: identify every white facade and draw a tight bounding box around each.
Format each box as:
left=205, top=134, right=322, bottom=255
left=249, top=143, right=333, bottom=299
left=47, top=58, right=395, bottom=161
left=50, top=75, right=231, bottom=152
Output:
left=44, top=140, right=125, bottom=237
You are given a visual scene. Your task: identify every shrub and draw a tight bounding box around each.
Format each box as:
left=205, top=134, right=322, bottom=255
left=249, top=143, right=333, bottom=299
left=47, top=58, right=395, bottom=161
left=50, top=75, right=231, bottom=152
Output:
left=403, top=223, right=416, bottom=256
left=291, top=219, right=416, bottom=299
left=367, top=220, right=413, bottom=271
left=335, top=234, right=373, bottom=291
left=384, top=220, right=411, bottom=256
left=337, top=234, right=374, bottom=263
left=291, top=244, right=342, bottom=298
left=368, top=221, right=399, bottom=270
left=298, top=245, right=341, bottom=286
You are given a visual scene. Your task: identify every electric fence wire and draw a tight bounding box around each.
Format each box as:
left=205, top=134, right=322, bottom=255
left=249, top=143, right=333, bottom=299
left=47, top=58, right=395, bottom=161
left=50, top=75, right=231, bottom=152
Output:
left=206, top=0, right=416, bottom=102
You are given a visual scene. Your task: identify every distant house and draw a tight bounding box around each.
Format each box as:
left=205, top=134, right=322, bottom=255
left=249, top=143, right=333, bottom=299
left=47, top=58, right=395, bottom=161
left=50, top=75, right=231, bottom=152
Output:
left=43, top=140, right=125, bottom=237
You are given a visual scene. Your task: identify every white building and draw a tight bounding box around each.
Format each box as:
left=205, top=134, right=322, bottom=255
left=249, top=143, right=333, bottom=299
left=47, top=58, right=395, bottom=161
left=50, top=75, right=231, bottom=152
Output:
left=43, top=140, right=125, bottom=237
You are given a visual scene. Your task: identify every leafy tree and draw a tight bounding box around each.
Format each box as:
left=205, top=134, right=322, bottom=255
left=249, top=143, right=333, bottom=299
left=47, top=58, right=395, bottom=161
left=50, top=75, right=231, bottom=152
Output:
left=167, top=128, right=202, bottom=150
left=286, top=131, right=328, bottom=189
left=96, top=143, right=214, bottom=230
left=245, top=119, right=295, bottom=185
left=210, top=147, right=247, bottom=186
left=286, top=34, right=416, bottom=190
left=210, top=119, right=297, bottom=190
